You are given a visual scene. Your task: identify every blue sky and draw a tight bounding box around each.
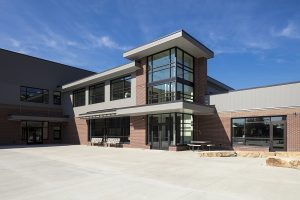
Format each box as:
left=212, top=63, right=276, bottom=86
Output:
left=1, top=0, right=300, bottom=89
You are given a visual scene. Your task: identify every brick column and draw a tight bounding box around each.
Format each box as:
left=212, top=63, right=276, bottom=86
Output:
left=194, top=57, right=207, bottom=104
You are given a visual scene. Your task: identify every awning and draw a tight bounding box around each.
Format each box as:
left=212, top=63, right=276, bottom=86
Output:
left=8, top=115, right=69, bottom=122
left=116, top=101, right=215, bottom=116
left=79, top=110, right=117, bottom=119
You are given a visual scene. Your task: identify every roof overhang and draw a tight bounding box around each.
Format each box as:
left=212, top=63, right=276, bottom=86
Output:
left=117, top=101, right=215, bottom=116
left=62, top=61, right=139, bottom=91
left=8, top=115, right=69, bottom=122
left=123, top=30, right=214, bottom=60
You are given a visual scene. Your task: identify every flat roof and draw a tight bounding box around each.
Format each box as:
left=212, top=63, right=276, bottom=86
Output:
left=123, top=30, right=214, bottom=60
left=62, top=61, right=139, bottom=91
left=210, top=80, right=300, bottom=96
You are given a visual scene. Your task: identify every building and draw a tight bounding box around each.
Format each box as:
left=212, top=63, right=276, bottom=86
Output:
left=0, top=48, right=94, bottom=145
left=1, top=30, right=300, bottom=151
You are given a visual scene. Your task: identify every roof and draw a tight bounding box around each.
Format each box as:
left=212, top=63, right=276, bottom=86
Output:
left=207, top=76, right=234, bottom=91
left=62, top=61, right=139, bottom=91
left=123, top=30, right=214, bottom=60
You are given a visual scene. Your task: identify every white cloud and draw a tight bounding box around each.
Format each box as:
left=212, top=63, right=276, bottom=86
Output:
left=273, top=22, right=300, bottom=39
left=88, top=34, right=131, bottom=51
left=244, top=41, right=273, bottom=50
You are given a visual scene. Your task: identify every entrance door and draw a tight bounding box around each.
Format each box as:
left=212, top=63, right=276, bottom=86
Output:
left=270, top=121, right=286, bottom=151
left=27, top=127, right=43, bottom=144
left=151, top=124, right=170, bottom=150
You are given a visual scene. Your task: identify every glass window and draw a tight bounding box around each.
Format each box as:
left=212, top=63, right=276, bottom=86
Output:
left=20, top=86, right=49, bottom=104
left=89, top=83, right=105, bottom=104
left=111, top=75, right=131, bottom=100
left=89, top=117, right=130, bottom=143
left=176, top=82, right=194, bottom=102
left=53, top=91, right=61, bottom=105
left=232, top=116, right=286, bottom=147
left=152, top=50, right=170, bottom=68
left=73, top=88, right=85, bottom=107
left=148, top=82, right=175, bottom=104
left=184, top=53, right=193, bottom=69
left=53, top=126, right=61, bottom=140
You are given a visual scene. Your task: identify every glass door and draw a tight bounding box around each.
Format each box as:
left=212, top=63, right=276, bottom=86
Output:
left=149, top=114, right=172, bottom=150
left=27, top=127, right=43, bottom=144
left=270, top=121, right=286, bottom=151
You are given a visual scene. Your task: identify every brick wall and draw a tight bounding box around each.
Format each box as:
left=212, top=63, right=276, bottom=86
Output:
left=0, top=103, right=65, bottom=145
left=194, top=57, right=207, bottom=104
left=135, top=58, right=147, bottom=105
left=64, top=117, right=88, bottom=145
left=124, top=115, right=149, bottom=149
left=195, top=107, right=300, bottom=151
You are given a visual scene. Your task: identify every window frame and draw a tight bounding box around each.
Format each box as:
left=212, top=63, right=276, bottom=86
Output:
left=110, top=75, right=132, bottom=101
left=53, top=91, right=61, bottom=105
left=89, top=83, right=105, bottom=104
left=20, top=86, right=49, bottom=104
left=72, top=88, right=86, bottom=107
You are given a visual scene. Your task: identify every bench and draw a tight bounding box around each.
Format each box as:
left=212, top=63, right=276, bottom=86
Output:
left=106, top=138, right=121, bottom=147
left=187, top=144, right=202, bottom=151
left=91, top=138, right=103, bottom=146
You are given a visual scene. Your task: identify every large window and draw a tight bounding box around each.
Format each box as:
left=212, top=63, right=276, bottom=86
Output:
left=148, top=82, right=175, bottom=104
left=20, top=86, right=49, bottom=104
left=111, top=75, right=131, bottom=100
left=147, top=48, right=194, bottom=104
left=232, top=116, right=286, bottom=148
left=73, top=88, right=85, bottom=107
left=89, top=83, right=105, bottom=104
left=89, top=117, right=130, bottom=143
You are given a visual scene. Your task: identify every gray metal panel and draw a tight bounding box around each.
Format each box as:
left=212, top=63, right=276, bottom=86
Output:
left=209, top=82, right=300, bottom=112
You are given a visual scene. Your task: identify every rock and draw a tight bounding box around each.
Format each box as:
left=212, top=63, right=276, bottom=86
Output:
left=199, top=151, right=237, bottom=157
left=236, top=151, right=276, bottom=158
left=266, top=157, right=300, bottom=170
left=275, top=152, right=300, bottom=158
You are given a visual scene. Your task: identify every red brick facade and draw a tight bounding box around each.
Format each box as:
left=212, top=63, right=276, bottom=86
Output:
left=194, top=108, right=300, bottom=152
left=194, top=57, right=207, bottom=104
left=124, top=115, right=149, bottom=149
left=135, top=58, right=147, bottom=106
left=64, top=118, right=88, bottom=145
left=0, top=103, right=66, bottom=145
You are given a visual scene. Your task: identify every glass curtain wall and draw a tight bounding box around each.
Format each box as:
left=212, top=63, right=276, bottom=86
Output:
left=147, top=47, right=194, bottom=104
left=232, top=116, right=286, bottom=149
left=89, top=117, right=130, bottom=143
left=148, top=113, right=193, bottom=148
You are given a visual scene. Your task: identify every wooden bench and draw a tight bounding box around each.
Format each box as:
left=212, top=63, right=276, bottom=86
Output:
left=91, top=138, right=103, bottom=146
left=106, top=138, right=121, bottom=147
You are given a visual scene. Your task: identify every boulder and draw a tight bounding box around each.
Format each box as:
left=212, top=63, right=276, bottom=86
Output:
left=266, top=157, right=300, bottom=170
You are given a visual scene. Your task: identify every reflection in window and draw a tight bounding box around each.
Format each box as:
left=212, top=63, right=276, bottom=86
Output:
left=89, top=83, right=105, bottom=104
left=89, top=117, right=130, bottom=143
left=148, top=82, right=175, bottom=104
left=111, top=75, right=131, bottom=100
left=53, top=126, right=61, bottom=140
left=20, top=86, right=49, bottom=104
left=232, top=116, right=286, bottom=147
left=73, top=88, right=86, bottom=107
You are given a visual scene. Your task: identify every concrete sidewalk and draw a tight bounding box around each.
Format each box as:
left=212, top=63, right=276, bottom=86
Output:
left=0, top=145, right=299, bottom=200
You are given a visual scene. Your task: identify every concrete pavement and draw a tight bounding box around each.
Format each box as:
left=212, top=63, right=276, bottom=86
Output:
left=0, top=145, right=299, bottom=200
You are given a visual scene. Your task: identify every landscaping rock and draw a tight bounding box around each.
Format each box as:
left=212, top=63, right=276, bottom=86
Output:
left=236, top=151, right=276, bottom=158
left=199, top=151, right=237, bottom=157
left=266, top=157, right=300, bottom=170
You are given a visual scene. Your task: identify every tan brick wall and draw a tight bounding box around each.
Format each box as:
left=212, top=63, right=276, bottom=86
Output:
left=125, top=115, right=149, bottom=149
left=136, top=58, right=147, bottom=106
left=196, top=107, right=300, bottom=151
left=194, top=57, right=207, bottom=104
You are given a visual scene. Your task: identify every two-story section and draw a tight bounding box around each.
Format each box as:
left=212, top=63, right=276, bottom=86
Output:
left=0, top=49, right=94, bottom=145
left=62, top=30, right=217, bottom=150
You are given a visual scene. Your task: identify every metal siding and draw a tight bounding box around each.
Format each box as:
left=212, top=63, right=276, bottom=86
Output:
left=209, top=82, right=300, bottom=112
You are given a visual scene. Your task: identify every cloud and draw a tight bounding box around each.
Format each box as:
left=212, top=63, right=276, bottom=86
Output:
left=273, top=22, right=300, bottom=39
left=88, top=34, right=131, bottom=51
left=244, top=41, right=273, bottom=50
